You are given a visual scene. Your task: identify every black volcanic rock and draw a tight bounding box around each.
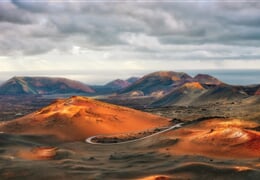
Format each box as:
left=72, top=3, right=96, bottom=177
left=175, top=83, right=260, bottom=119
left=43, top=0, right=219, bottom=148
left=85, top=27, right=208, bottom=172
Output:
left=120, top=71, right=192, bottom=95
left=0, top=77, right=95, bottom=95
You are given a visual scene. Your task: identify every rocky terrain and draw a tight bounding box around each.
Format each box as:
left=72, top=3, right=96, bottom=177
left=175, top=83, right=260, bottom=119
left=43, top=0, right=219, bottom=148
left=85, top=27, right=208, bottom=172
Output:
left=0, top=71, right=259, bottom=180
left=0, top=95, right=259, bottom=180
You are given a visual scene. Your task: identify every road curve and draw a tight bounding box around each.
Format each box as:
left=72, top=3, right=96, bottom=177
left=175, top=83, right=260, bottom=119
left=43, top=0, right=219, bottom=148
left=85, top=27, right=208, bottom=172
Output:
left=85, top=123, right=184, bottom=145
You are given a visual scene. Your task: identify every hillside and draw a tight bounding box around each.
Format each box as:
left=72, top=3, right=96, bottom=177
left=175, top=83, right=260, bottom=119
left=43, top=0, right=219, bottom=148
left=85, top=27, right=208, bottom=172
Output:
left=151, top=82, right=206, bottom=106
left=0, top=77, right=95, bottom=95
left=151, top=83, right=250, bottom=107
left=120, top=71, right=192, bottom=95
left=105, top=79, right=131, bottom=90
left=194, top=84, right=248, bottom=105
left=193, top=74, right=223, bottom=85
left=0, top=96, right=170, bottom=141
left=91, top=77, right=139, bottom=94
left=157, top=118, right=260, bottom=159
left=114, top=71, right=258, bottom=107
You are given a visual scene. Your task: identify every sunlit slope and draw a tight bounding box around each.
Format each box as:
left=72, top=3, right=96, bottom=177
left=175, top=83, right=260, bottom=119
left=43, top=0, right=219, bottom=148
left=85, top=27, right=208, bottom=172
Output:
left=159, top=118, right=260, bottom=158
left=0, top=96, right=170, bottom=141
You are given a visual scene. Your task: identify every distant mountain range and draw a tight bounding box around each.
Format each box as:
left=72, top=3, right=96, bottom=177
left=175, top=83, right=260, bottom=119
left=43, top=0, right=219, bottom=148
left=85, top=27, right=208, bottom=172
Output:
left=0, top=71, right=259, bottom=107
left=119, top=71, right=260, bottom=107
left=119, top=72, right=223, bottom=96
left=0, top=77, right=95, bottom=95
left=0, top=76, right=139, bottom=96
left=113, top=71, right=260, bottom=107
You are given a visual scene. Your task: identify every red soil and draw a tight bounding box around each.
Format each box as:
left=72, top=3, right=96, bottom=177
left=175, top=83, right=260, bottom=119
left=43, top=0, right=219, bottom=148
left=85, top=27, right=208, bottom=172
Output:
left=160, top=118, right=260, bottom=159
left=0, top=96, right=170, bottom=141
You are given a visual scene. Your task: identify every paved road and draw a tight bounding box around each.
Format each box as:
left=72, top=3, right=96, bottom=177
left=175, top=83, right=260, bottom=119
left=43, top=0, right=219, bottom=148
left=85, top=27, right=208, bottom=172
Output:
left=85, top=123, right=184, bottom=145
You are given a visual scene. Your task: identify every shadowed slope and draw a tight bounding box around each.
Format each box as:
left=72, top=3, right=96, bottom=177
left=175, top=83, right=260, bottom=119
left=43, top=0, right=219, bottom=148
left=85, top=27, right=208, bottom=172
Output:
left=151, top=82, right=206, bottom=107
left=195, top=84, right=248, bottom=104
left=105, top=79, right=131, bottom=90
left=90, top=77, right=138, bottom=94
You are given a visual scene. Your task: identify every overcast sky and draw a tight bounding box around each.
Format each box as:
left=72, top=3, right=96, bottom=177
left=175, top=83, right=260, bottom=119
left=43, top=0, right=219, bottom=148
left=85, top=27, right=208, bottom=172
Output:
left=0, top=0, right=260, bottom=84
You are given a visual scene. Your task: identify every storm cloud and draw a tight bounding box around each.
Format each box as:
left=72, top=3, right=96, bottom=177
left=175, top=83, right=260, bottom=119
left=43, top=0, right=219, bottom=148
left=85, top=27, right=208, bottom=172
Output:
left=0, top=0, right=260, bottom=83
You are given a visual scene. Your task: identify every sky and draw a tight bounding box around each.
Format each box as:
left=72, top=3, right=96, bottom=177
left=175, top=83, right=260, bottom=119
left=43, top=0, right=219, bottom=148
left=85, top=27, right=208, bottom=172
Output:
left=0, top=0, right=260, bottom=84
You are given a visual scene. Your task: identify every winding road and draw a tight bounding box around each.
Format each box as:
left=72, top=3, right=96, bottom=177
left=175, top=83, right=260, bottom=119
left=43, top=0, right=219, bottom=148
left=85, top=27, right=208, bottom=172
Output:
left=85, top=123, right=184, bottom=145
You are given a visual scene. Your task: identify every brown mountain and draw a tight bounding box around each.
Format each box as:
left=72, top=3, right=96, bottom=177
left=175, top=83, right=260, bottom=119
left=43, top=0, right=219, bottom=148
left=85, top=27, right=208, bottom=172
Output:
left=193, top=74, right=223, bottom=85
left=195, top=84, right=248, bottom=104
left=0, top=77, right=95, bottom=95
left=105, top=79, right=131, bottom=90
left=0, top=96, right=169, bottom=141
left=114, top=71, right=259, bottom=107
left=91, top=77, right=139, bottom=94
left=120, top=71, right=192, bottom=95
left=151, top=83, right=249, bottom=107
left=151, top=82, right=206, bottom=107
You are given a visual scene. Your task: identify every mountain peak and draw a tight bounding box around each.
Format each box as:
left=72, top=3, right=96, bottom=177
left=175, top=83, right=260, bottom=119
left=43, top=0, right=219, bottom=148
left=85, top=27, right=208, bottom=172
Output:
left=193, top=74, right=223, bottom=85
left=105, top=79, right=130, bottom=89
left=147, top=71, right=191, bottom=80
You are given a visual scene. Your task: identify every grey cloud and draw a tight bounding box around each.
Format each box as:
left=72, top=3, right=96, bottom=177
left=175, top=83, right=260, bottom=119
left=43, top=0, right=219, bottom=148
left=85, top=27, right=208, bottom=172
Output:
left=154, top=2, right=260, bottom=47
left=0, top=1, right=259, bottom=62
left=0, top=1, right=34, bottom=24
left=0, top=35, right=55, bottom=55
left=11, top=0, right=54, bottom=13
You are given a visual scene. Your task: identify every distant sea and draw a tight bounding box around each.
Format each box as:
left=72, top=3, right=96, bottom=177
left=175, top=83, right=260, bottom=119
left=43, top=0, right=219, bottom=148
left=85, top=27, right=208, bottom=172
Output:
left=185, top=69, right=260, bottom=86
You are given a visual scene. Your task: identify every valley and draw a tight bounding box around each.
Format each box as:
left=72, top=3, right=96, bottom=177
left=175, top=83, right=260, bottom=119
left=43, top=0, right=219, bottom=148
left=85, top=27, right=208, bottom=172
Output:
left=0, top=71, right=259, bottom=180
